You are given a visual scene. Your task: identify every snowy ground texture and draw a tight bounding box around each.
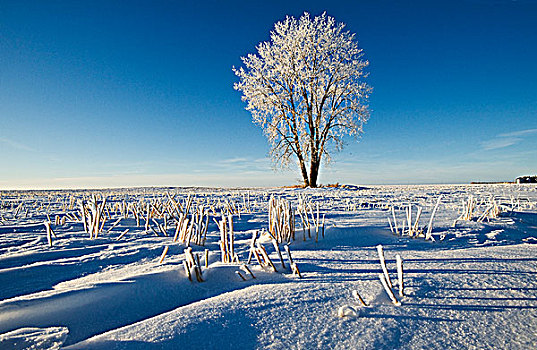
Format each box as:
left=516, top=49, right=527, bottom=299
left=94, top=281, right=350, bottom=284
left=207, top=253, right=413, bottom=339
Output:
left=0, top=184, right=536, bottom=349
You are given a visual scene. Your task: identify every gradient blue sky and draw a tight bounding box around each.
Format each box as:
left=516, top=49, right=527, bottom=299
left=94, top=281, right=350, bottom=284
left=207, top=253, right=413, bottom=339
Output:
left=1, top=0, right=536, bottom=189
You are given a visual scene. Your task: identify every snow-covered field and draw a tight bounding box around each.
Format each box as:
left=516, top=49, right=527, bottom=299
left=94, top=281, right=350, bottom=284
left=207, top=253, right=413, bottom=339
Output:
left=0, top=184, right=536, bottom=349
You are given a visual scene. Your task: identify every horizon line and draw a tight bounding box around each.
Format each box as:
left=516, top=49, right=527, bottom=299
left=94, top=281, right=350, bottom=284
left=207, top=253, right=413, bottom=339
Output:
left=0, top=181, right=521, bottom=191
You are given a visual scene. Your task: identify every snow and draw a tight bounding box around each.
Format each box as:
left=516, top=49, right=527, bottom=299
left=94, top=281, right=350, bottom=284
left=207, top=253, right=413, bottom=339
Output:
left=0, top=327, right=68, bottom=350
left=0, top=184, right=536, bottom=349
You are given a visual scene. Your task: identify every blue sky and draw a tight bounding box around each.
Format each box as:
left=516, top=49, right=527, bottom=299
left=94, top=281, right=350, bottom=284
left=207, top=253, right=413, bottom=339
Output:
left=1, top=0, right=536, bottom=189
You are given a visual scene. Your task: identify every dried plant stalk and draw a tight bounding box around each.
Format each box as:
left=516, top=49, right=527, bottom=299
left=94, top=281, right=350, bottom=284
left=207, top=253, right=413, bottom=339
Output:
left=379, top=273, right=400, bottom=306
left=376, top=245, right=393, bottom=289
left=396, top=254, right=404, bottom=297
left=159, top=246, right=169, bottom=264
left=116, top=228, right=129, bottom=240
left=352, top=290, right=368, bottom=306
left=235, top=271, right=247, bottom=281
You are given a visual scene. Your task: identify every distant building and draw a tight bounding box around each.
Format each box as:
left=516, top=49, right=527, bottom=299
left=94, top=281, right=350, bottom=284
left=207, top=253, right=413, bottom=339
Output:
left=515, top=175, right=537, bottom=184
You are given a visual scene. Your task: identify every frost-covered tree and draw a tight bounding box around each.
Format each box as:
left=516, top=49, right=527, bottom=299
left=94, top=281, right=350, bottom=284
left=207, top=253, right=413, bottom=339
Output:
left=233, top=12, right=371, bottom=188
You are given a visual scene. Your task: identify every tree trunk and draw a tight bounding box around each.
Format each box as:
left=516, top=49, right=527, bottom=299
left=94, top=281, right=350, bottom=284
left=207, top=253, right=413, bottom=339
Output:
left=298, top=157, right=310, bottom=187
left=308, top=155, right=320, bottom=188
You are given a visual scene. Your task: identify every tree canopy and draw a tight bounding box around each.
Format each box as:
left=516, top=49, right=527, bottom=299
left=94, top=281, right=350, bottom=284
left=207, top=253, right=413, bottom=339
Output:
left=234, top=12, right=371, bottom=187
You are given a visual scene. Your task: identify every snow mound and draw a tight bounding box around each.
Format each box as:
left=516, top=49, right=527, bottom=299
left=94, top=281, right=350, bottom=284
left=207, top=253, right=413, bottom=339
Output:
left=0, top=326, right=68, bottom=350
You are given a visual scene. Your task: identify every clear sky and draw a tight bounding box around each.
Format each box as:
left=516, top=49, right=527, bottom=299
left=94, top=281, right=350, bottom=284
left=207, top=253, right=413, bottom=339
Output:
left=1, top=0, right=536, bottom=189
